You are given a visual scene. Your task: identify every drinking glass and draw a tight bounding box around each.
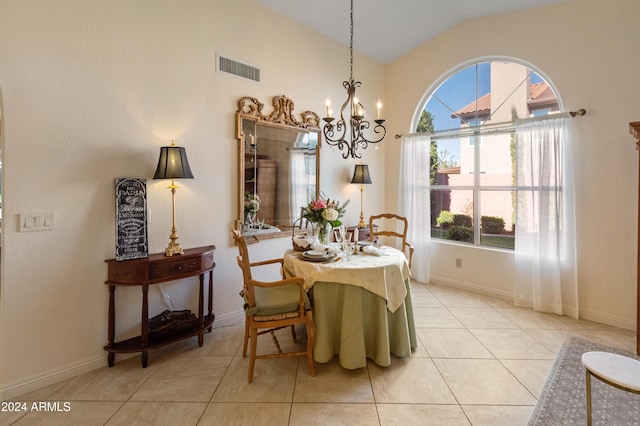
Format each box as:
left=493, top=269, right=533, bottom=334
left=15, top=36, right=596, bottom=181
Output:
left=334, top=229, right=343, bottom=245
left=341, top=240, right=354, bottom=260
left=338, top=225, right=346, bottom=242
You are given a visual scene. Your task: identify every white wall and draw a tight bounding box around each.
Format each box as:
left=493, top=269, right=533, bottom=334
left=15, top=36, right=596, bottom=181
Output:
left=2, top=0, right=638, bottom=400
left=384, top=0, right=639, bottom=329
left=0, top=0, right=385, bottom=398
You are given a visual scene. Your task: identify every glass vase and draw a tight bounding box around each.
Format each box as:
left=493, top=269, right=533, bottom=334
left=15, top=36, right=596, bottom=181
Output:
left=313, top=222, right=330, bottom=246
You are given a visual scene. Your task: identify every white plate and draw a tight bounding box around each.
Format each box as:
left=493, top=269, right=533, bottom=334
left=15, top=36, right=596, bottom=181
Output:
left=357, top=241, right=374, bottom=246
left=304, top=250, right=327, bottom=257
left=301, top=252, right=335, bottom=262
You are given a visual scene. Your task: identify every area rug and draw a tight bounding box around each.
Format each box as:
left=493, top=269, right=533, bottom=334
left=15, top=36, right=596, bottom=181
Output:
left=529, top=336, right=640, bottom=425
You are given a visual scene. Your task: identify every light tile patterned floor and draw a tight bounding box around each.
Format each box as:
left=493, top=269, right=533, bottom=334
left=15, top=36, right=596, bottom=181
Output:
left=4, top=282, right=635, bottom=425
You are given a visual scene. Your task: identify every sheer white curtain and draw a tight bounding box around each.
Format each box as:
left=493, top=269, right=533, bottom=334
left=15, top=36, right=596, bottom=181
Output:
left=289, top=149, right=307, bottom=223
left=514, top=116, right=578, bottom=318
left=398, top=134, right=431, bottom=283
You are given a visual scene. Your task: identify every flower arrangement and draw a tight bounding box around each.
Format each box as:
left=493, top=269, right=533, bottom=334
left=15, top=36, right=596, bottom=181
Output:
left=244, top=192, right=260, bottom=221
left=302, top=196, right=349, bottom=244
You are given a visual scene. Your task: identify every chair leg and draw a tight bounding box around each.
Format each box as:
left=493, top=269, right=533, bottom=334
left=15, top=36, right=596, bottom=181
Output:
left=306, top=312, right=316, bottom=377
left=248, top=325, right=258, bottom=383
left=290, top=325, right=297, bottom=343
left=242, top=318, right=249, bottom=358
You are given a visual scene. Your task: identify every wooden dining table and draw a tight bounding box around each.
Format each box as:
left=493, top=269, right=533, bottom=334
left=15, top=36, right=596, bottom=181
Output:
left=283, top=245, right=416, bottom=369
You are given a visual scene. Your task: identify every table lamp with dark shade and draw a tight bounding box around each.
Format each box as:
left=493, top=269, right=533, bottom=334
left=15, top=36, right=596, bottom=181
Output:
left=351, top=164, right=372, bottom=228
left=153, top=140, right=194, bottom=256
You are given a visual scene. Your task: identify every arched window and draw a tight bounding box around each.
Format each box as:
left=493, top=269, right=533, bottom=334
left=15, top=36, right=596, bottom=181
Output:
left=416, top=59, right=561, bottom=249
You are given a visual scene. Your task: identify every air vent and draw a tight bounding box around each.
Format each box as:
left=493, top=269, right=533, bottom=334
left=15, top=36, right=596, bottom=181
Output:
left=217, top=54, right=260, bottom=82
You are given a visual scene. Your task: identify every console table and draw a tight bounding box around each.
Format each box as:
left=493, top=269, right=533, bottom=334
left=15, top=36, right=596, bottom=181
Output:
left=104, top=245, right=216, bottom=367
left=347, top=225, right=377, bottom=242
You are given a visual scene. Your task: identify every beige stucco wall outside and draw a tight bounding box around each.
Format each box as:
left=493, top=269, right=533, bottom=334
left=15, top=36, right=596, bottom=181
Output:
left=440, top=61, right=551, bottom=230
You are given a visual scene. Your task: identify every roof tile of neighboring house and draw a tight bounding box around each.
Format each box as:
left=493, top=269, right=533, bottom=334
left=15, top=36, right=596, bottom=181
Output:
left=452, top=82, right=558, bottom=118
left=453, top=93, right=491, bottom=118
left=527, top=82, right=558, bottom=109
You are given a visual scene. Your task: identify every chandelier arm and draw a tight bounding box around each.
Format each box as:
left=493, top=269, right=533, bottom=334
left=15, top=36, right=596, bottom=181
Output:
left=356, top=121, right=387, bottom=145
left=349, top=146, right=361, bottom=159
left=323, top=121, right=348, bottom=147
left=339, top=93, right=351, bottom=123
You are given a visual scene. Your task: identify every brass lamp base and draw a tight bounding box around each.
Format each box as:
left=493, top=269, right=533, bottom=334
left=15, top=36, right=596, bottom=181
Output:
left=357, top=184, right=366, bottom=229
left=164, top=242, right=184, bottom=257
left=164, top=226, right=184, bottom=256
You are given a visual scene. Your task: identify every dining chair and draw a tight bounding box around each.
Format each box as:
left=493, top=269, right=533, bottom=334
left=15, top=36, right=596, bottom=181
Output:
left=231, top=230, right=316, bottom=382
left=291, top=207, right=311, bottom=230
left=368, top=213, right=414, bottom=268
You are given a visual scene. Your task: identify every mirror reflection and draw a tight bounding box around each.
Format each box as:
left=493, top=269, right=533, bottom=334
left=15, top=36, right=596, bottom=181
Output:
left=236, top=96, right=321, bottom=240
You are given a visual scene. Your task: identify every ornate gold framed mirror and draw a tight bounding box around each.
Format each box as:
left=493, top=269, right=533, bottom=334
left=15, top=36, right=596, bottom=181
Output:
left=236, top=95, right=321, bottom=242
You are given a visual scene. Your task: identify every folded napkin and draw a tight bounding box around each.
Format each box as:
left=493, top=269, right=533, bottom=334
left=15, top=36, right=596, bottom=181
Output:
left=310, top=243, right=338, bottom=254
left=362, top=245, right=384, bottom=256
left=293, top=236, right=314, bottom=249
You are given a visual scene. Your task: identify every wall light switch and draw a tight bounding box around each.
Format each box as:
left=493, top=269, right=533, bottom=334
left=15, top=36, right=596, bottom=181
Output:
left=20, top=212, right=56, bottom=232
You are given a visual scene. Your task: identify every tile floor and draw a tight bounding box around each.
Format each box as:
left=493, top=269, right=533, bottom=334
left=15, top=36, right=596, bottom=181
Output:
left=4, top=281, right=636, bottom=425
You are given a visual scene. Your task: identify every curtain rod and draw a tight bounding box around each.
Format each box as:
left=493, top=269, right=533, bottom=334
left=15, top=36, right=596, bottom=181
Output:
left=285, top=147, right=315, bottom=151
left=394, top=108, right=586, bottom=140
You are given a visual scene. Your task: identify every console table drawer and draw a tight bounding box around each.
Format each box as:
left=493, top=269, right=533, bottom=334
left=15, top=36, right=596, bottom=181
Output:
left=107, top=262, right=148, bottom=283
left=150, top=258, right=200, bottom=279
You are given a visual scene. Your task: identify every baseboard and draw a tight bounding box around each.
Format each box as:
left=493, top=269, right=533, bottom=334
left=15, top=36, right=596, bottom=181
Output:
left=428, top=275, right=513, bottom=302
left=429, top=275, right=635, bottom=332
left=0, top=354, right=105, bottom=400
left=1, top=309, right=246, bottom=401
left=579, top=308, right=636, bottom=331
left=211, top=309, right=244, bottom=328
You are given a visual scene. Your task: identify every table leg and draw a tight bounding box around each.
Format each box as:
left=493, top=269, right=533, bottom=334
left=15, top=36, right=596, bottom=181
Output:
left=198, top=273, right=204, bottom=346
left=141, top=285, right=149, bottom=367
left=585, top=369, right=592, bottom=426
left=198, top=274, right=204, bottom=326
left=207, top=270, right=213, bottom=332
left=107, top=285, right=116, bottom=367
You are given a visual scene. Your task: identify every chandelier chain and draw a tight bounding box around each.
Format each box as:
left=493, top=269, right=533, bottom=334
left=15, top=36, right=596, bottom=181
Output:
left=350, top=0, right=353, bottom=79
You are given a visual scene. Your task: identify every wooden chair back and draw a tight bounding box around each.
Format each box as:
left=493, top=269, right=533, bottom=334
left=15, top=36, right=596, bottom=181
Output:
left=368, top=213, right=414, bottom=268
left=232, top=229, right=257, bottom=306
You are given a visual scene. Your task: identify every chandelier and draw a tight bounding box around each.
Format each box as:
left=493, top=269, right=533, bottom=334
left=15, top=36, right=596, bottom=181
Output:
left=322, top=0, right=386, bottom=159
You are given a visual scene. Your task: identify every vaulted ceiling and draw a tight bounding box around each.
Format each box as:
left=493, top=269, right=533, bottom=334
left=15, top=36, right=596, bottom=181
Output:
left=257, top=0, right=569, bottom=63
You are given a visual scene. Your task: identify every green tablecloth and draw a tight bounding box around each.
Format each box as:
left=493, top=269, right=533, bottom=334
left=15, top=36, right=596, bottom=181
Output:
left=284, top=247, right=416, bottom=369
left=311, top=278, right=416, bottom=369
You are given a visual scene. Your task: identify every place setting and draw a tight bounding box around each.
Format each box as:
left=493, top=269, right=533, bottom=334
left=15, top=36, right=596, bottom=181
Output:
left=300, top=249, right=337, bottom=263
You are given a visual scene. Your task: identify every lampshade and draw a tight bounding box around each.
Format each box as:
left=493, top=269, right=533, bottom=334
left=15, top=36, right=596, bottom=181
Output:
left=351, top=164, right=372, bottom=184
left=153, top=145, right=194, bottom=180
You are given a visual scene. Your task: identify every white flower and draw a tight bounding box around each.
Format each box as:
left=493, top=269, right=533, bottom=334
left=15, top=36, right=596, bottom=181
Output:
left=322, top=207, right=338, bottom=222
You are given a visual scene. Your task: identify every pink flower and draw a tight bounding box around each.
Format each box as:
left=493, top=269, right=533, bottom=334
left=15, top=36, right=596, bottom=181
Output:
left=310, top=199, right=326, bottom=210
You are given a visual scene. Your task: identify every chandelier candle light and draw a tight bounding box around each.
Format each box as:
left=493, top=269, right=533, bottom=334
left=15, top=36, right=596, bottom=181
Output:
left=153, top=140, right=194, bottom=256
left=323, top=0, right=386, bottom=159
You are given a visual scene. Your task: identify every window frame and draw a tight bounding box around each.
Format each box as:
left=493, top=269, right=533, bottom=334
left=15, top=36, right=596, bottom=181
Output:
left=414, top=57, right=563, bottom=251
